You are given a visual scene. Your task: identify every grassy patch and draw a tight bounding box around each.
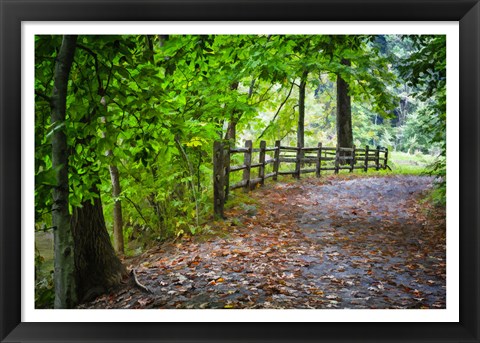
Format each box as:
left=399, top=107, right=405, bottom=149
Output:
left=224, top=190, right=260, bottom=210
left=387, top=151, right=436, bottom=175
left=421, top=182, right=447, bottom=207
left=35, top=232, right=54, bottom=277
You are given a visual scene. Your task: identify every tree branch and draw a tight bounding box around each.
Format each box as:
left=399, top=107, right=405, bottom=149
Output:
left=76, top=43, right=104, bottom=94
left=123, top=195, right=149, bottom=227
left=35, top=90, right=51, bottom=103
left=258, top=81, right=295, bottom=140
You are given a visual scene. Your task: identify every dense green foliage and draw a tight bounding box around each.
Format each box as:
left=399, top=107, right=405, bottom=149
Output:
left=34, top=34, right=447, bottom=307
left=397, top=35, right=447, bottom=202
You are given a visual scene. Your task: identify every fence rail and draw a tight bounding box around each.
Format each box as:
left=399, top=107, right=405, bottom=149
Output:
left=213, top=140, right=389, bottom=218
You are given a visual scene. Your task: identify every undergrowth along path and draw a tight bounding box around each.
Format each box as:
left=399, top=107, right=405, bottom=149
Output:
left=78, top=175, right=446, bottom=309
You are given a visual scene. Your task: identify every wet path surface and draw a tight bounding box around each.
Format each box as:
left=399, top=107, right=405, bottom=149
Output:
left=79, top=175, right=446, bottom=309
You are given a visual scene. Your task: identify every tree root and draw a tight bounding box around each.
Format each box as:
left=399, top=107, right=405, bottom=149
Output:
left=131, top=269, right=153, bottom=293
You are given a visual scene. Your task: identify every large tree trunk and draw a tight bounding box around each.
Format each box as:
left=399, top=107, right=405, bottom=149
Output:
left=225, top=119, right=237, bottom=142
left=297, top=70, right=309, bottom=151
left=71, top=186, right=127, bottom=303
left=224, top=82, right=240, bottom=143
left=336, top=58, right=353, bottom=149
left=51, top=35, right=77, bottom=309
left=224, top=79, right=255, bottom=144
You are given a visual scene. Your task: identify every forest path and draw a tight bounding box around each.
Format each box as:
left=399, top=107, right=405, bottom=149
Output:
left=78, top=175, right=446, bottom=309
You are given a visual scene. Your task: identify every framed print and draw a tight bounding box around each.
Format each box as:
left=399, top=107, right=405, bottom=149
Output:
left=1, top=0, right=479, bottom=342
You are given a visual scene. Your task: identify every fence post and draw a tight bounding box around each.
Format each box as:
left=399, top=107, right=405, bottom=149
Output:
left=259, top=140, right=266, bottom=186
left=295, top=144, right=302, bottom=179
left=350, top=144, right=356, bottom=173
left=213, top=141, right=225, bottom=219
left=384, top=147, right=389, bottom=169
left=224, top=141, right=231, bottom=202
left=273, top=140, right=281, bottom=181
left=335, top=143, right=340, bottom=174
left=364, top=145, right=369, bottom=172
left=316, top=142, right=322, bottom=178
left=375, top=145, right=381, bottom=171
left=243, top=140, right=252, bottom=191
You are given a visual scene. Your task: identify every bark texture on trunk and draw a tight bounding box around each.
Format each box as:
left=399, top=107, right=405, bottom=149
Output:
left=224, top=82, right=240, bottom=143
left=71, top=188, right=126, bottom=303
left=225, top=119, right=237, bottom=142
left=224, top=79, right=255, bottom=144
left=51, top=35, right=78, bottom=309
left=336, top=58, right=353, bottom=149
left=297, top=70, right=309, bottom=151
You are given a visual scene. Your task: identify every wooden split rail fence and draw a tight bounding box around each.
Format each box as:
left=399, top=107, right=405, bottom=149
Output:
left=213, top=140, right=389, bottom=218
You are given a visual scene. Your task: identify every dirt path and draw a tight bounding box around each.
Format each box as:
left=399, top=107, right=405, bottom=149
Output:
left=78, top=175, right=446, bottom=309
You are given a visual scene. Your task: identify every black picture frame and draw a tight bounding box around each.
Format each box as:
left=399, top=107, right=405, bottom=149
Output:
left=1, top=0, right=478, bottom=342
